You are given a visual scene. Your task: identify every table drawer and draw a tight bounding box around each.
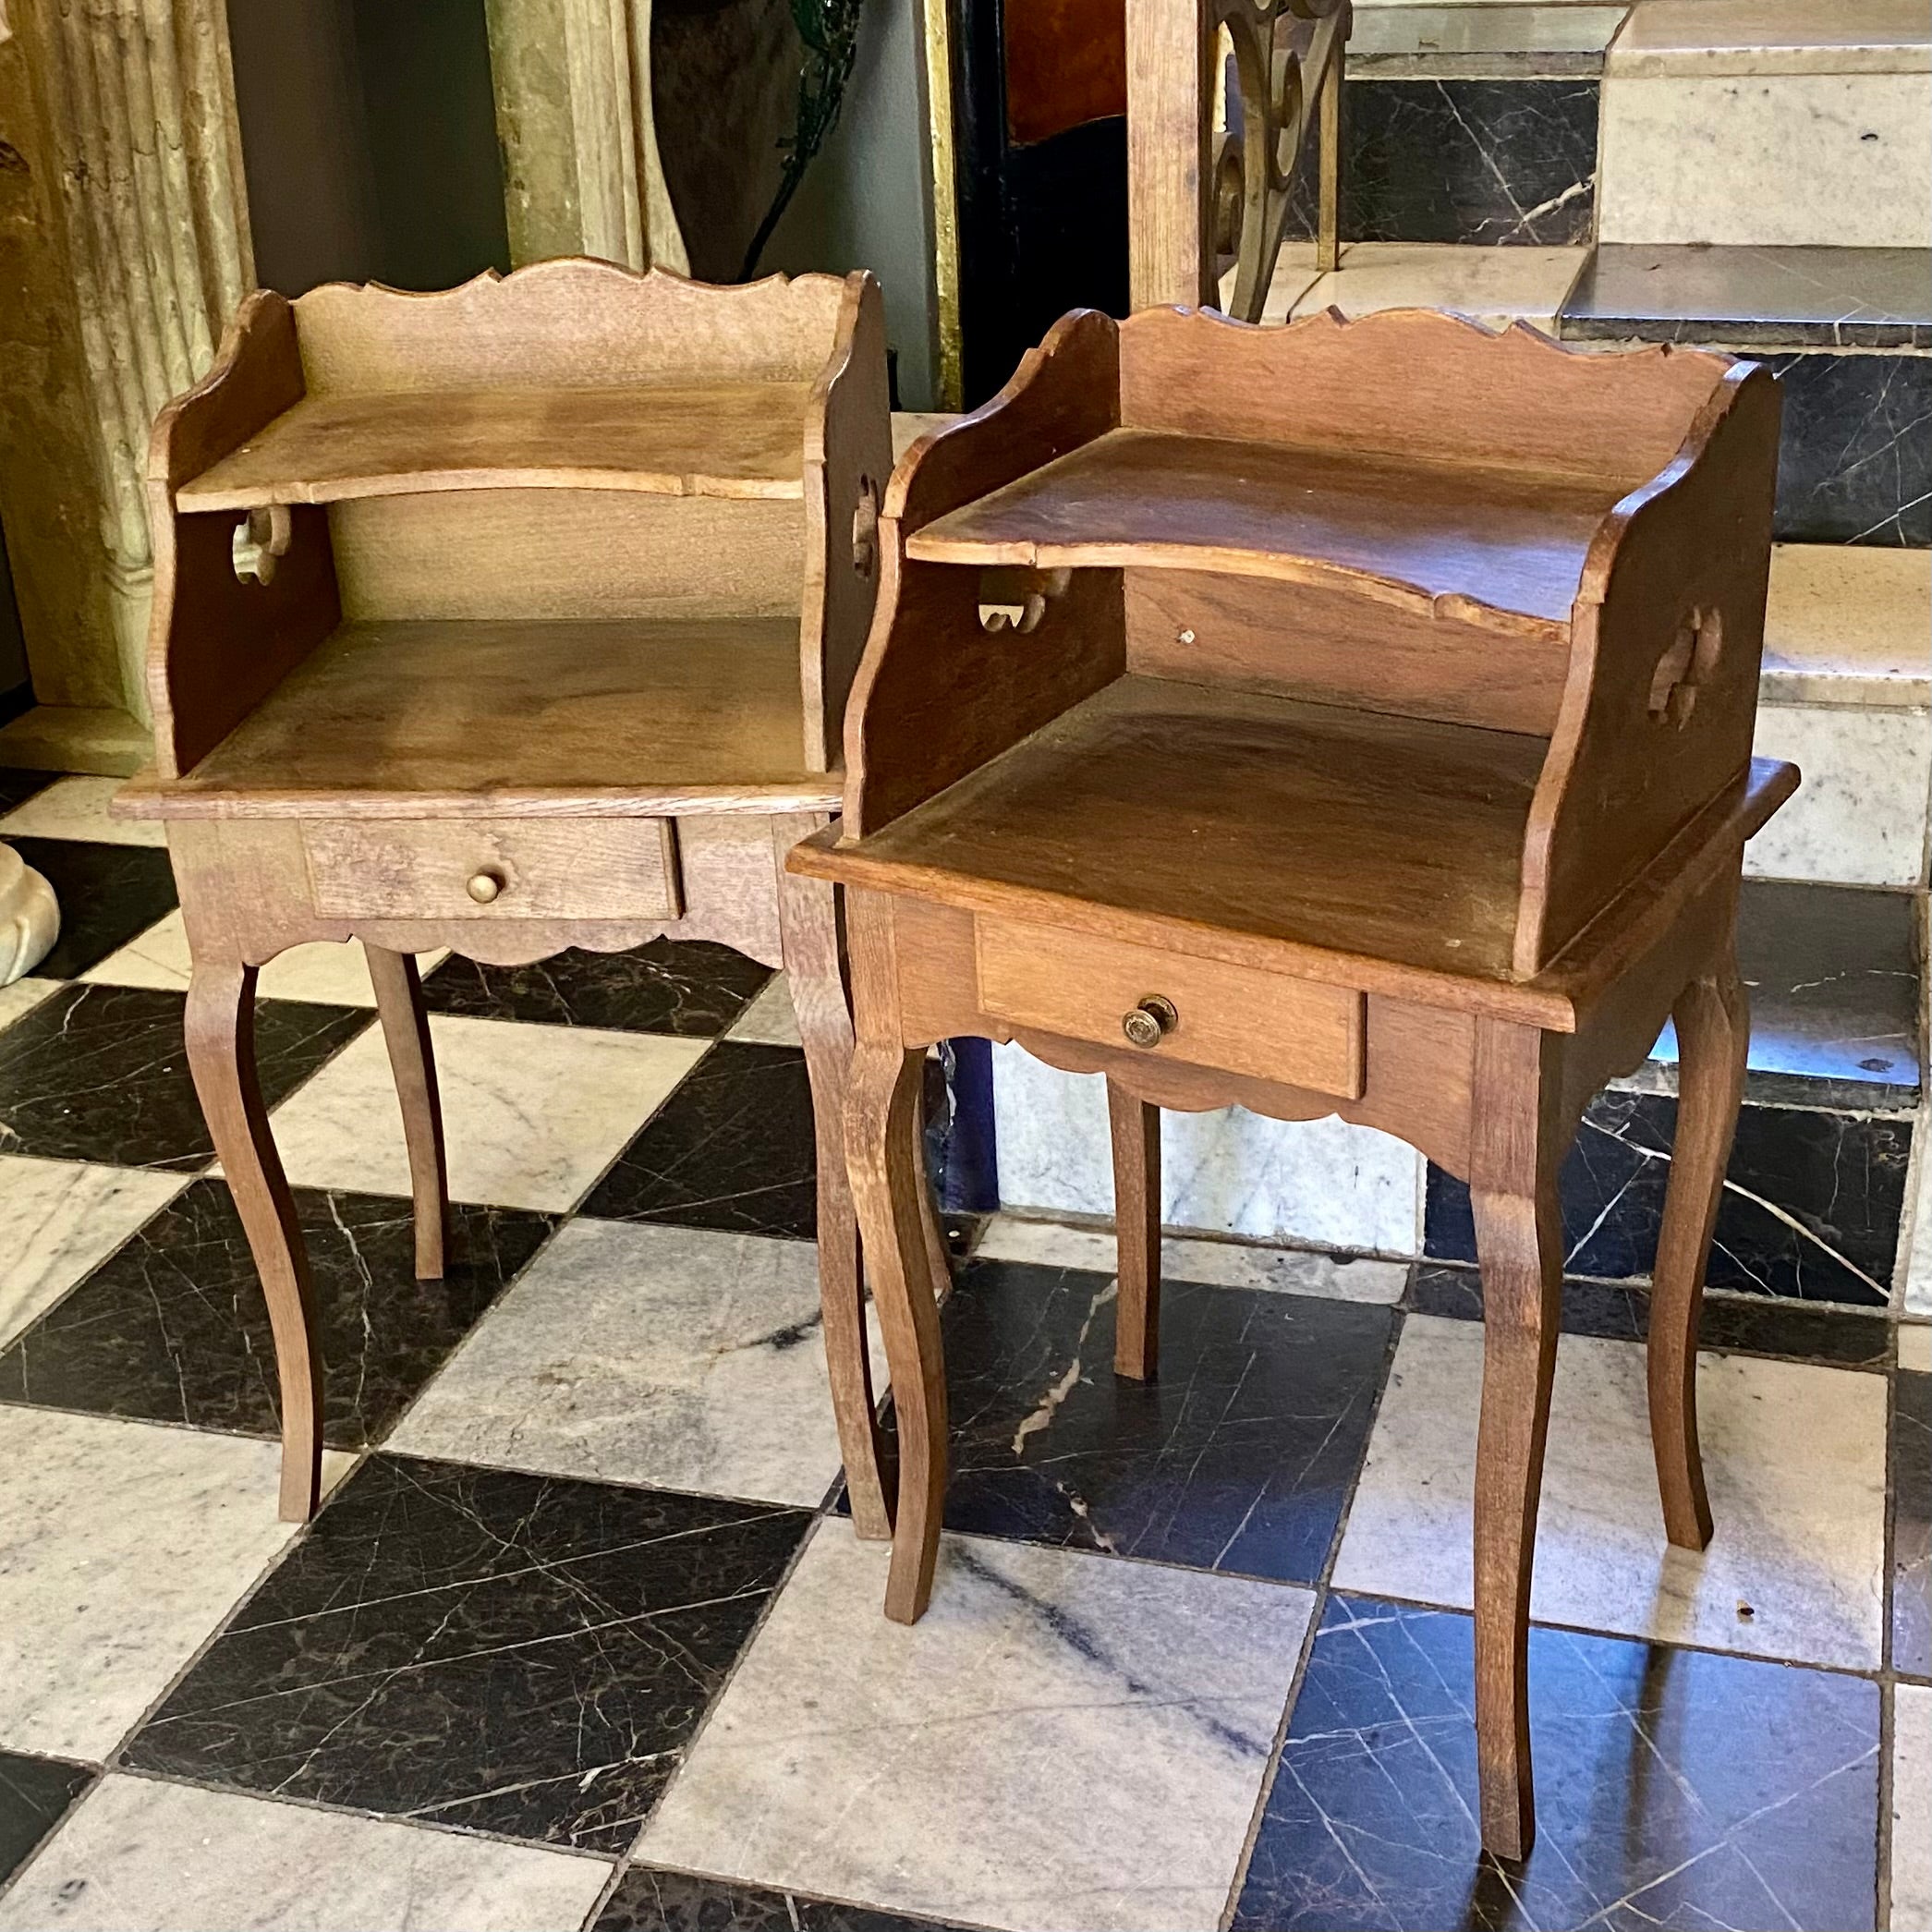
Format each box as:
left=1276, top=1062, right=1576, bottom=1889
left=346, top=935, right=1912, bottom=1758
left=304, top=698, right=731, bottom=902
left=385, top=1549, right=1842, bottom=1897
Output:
left=975, top=917, right=1364, bottom=1098
left=300, top=818, right=682, bottom=921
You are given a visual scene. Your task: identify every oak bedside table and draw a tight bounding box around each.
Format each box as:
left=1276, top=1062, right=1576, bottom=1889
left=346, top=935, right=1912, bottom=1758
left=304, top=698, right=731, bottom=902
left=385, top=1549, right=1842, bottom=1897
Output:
left=790, top=303, right=1795, bottom=1859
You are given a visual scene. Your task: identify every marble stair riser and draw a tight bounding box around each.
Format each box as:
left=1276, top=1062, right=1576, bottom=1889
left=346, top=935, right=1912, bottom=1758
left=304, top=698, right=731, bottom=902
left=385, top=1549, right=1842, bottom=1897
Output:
left=1745, top=704, right=1930, bottom=888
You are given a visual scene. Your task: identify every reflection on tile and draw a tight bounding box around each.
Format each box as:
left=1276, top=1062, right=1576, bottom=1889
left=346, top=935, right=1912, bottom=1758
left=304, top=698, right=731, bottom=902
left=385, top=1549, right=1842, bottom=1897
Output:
left=268, top=1014, right=705, bottom=1211
left=0, top=981, right=57, bottom=1035
left=0, top=1156, right=185, bottom=1350
left=1287, top=242, right=1586, bottom=330
left=1895, top=1368, right=1931, bottom=1677
left=0, top=1775, right=613, bottom=1932
left=582, top=1043, right=817, bottom=1237
left=992, top=1044, right=1423, bottom=1255
left=1749, top=703, right=1931, bottom=886
left=1895, top=1683, right=1932, bottom=1932
left=84, top=910, right=446, bottom=1007
left=0, top=983, right=370, bottom=1173
left=1426, top=1089, right=1912, bottom=1306
left=926, top=1257, right=1391, bottom=1583
left=421, top=941, right=772, bottom=1036
left=1606, top=0, right=1932, bottom=78
left=0, top=769, right=56, bottom=815
left=1767, top=351, right=1932, bottom=549
left=638, top=1527, right=1312, bottom=1932
left=724, top=971, right=802, bottom=1047
left=1333, top=1318, right=1888, bottom=1668
left=0, top=1405, right=348, bottom=1759
left=1233, top=1595, right=1879, bottom=1932
left=125, top=1454, right=808, bottom=1853
left=2, top=839, right=176, bottom=980
left=395, top=1220, right=883, bottom=1507
left=0, top=1181, right=553, bottom=1447
left=0, top=776, right=166, bottom=847
left=1911, top=1145, right=1932, bottom=1318
left=972, top=1213, right=1408, bottom=1303
left=0, top=1750, right=91, bottom=1891
left=598, top=1867, right=969, bottom=1932
left=1761, top=544, right=1932, bottom=704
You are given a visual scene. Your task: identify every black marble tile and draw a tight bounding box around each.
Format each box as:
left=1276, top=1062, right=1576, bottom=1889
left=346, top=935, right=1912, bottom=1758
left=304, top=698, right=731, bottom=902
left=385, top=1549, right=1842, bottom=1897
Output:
left=0, top=768, right=57, bottom=814
left=1233, top=1595, right=1879, bottom=1932
left=0, top=1180, right=554, bottom=1446
left=905, top=1257, right=1394, bottom=1585
left=581, top=1041, right=817, bottom=1238
left=0, top=1751, right=91, bottom=1889
left=1426, top=1090, right=1911, bottom=1306
left=420, top=940, right=773, bottom=1036
left=598, top=1868, right=970, bottom=1932
left=1405, top=1261, right=1894, bottom=1369
left=1561, top=244, right=1932, bottom=350
left=1284, top=79, right=1598, bottom=245
left=1894, top=1368, right=1932, bottom=1680
left=124, top=1453, right=808, bottom=1852
left=0, top=982, right=370, bottom=1171
left=4, top=836, right=176, bottom=979
left=1768, top=349, right=1932, bottom=548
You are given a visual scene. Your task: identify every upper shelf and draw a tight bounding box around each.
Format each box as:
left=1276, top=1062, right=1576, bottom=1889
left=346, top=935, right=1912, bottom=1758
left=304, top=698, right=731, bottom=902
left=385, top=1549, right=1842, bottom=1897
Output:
left=905, top=428, right=1631, bottom=636
left=175, top=381, right=817, bottom=511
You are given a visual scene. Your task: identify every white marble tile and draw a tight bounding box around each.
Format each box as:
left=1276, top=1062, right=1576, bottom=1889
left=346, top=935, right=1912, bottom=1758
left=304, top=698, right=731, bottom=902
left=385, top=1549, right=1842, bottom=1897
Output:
left=1744, top=702, right=1930, bottom=886
left=972, top=1212, right=1409, bottom=1303
left=1598, top=72, right=1932, bottom=246
left=1905, top=1122, right=1932, bottom=1319
left=0, top=1407, right=354, bottom=1759
left=264, top=1014, right=705, bottom=1211
left=1761, top=545, right=1932, bottom=709
left=1608, top=0, right=1932, bottom=78
left=1333, top=1317, right=1888, bottom=1669
left=1287, top=243, right=1589, bottom=332
left=1895, top=1683, right=1932, bottom=1932
left=992, top=1044, right=1424, bottom=1255
left=0, top=1155, right=187, bottom=1349
left=394, top=1219, right=885, bottom=1506
left=638, top=1525, right=1312, bottom=1932
left=1901, top=1322, right=1932, bottom=1371
left=0, top=1774, right=612, bottom=1932
left=1350, top=2, right=1626, bottom=58
left=0, top=978, right=59, bottom=1033
left=82, top=910, right=447, bottom=1007
left=0, top=776, right=167, bottom=847
left=1221, top=245, right=1324, bottom=325
left=723, top=970, right=802, bottom=1047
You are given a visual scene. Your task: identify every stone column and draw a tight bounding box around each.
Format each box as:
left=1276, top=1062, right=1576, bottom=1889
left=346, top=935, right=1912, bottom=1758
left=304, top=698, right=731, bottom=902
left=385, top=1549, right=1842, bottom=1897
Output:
left=0, top=0, right=251, bottom=773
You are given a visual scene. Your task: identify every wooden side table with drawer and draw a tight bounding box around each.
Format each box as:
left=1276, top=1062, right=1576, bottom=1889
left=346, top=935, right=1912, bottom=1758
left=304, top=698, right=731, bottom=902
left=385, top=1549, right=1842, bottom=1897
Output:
left=120, top=259, right=939, bottom=1539
left=791, top=302, right=1796, bottom=1860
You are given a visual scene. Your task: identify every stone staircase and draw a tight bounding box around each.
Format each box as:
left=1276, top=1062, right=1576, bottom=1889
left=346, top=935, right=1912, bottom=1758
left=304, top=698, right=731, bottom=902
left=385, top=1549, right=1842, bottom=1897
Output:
left=990, top=0, right=1932, bottom=1335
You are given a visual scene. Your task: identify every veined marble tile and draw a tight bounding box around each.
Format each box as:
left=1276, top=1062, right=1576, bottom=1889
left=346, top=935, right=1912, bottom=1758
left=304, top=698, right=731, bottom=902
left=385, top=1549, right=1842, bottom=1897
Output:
left=1349, top=2, right=1625, bottom=60
left=1910, top=1127, right=1932, bottom=1318
left=1608, top=0, right=1932, bottom=79
left=4, top=840, right=176, bottom=981
left=1745, top=702, right=1930, bottom=886
left=0, top=1406, right=351, bottom=1760
left=0, top=776, right=166, bottom=848
left=1285, top=241, right=1587, bottom=331
left=991, top=1044, right=1423, bottom=1255
left=394, top=1220, right=885, bottom=1508
left=0, top=981, right=57, bottom=1034
left=971, top=1212, right=1408, bottom=1303
left=1895, top=1365, right=1932, bottom=1675
left=638, top=1526, right=1312, bottom=1932
left=1902, top=1323, right=1932, bottom=1371
left=84, top=911, right=446, bottom=1008
left=420, top=942, right=771, bottom=1036
left=1332, top=1317, right=1888, bottom=1668
left=597, top=1867, right=971, bottom=1930
left=0, top=1775, right=613, bottom=1932
left=723, top=971, right=802, bottom=1047
left=1770, top=350, right=1932, bottom=547
left=264, top=1014, right=706, bottom=1211
left=1896, top=1683, right=1932, bottom=1930
left=0, top=1155, right=184, bottom=1349
left=0, top=1750, right=91, bottom=1890
left=1761, top=545, right=1932, bottom=707
left=1598, top=73, right=1932, bottom=246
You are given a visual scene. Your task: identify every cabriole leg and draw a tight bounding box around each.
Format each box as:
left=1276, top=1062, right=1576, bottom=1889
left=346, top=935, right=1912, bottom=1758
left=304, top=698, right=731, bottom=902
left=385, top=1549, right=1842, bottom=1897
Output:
left=365, top=946, right=447, bottom=1281
left=1107, top=1079, right=1160, bottom=1379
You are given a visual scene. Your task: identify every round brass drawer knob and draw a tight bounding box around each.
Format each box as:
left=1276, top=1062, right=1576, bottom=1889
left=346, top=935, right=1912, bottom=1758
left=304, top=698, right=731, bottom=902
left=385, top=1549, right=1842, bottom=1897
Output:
left=466, top=868, right=506, bottom=905
left=1122, top=995, right=1178, bottom=1049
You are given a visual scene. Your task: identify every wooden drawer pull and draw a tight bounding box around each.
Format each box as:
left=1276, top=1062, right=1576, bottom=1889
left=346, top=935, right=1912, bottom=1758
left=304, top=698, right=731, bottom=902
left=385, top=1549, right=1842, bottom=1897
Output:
left=466, top=868, right=506, bottom=904
left=1121, top=994, right=1178, bottom=1048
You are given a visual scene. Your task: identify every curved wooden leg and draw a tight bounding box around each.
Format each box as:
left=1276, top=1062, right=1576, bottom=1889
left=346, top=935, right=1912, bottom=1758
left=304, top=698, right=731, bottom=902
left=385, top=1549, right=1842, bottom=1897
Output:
left=1649, top=941, right=1747, bottom=1550
left=914, top=1077, right=954, bottom=1313
left=1469, top=1021, right=1566, bottom=1862
left=184, top=958, right=322, bottom=1521
left=365, top=946, right=447, bottom=1281
left=1107, top=1079, right=1160, bottom=1379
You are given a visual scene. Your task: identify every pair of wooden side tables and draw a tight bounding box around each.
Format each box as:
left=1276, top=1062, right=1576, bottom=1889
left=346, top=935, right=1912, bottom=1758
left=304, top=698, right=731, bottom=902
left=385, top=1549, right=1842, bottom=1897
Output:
left=134, top=262, right=1791, bottom=1863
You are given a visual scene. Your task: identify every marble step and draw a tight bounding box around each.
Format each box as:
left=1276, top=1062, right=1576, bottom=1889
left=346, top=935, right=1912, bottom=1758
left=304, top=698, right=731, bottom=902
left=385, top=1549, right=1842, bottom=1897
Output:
left=1598, top=0, right=1932, bottom=249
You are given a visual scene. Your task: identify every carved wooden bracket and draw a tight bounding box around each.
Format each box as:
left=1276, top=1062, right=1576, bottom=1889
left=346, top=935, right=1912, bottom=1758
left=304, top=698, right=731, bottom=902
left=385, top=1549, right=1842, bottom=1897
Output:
left=1648, top=605, right=1723, bottom=727
left=232, top=504, right=293, bottom=586
left=978, top=565, right=1073, bottom=634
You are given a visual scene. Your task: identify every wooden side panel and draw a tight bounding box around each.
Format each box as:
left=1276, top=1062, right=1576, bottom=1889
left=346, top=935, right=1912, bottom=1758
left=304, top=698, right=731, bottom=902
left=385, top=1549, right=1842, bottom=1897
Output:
left=1124, top=0, right=1214, bottom=310
left=1125, top=569, right=1571, bottom=735
left=1518, top=365, right=1783, bottom=975
left=1117, top=307, right=1733, bottom=490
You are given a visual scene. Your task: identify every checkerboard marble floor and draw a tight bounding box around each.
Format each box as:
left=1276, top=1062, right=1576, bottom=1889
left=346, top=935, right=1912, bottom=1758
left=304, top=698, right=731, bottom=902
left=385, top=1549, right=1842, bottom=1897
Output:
left=0, top=770, right=1926, bottom=1932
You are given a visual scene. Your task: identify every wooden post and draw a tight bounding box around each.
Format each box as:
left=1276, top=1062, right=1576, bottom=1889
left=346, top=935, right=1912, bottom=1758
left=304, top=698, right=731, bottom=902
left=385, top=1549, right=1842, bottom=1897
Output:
left=1126, top=0, right=1216, bottom=312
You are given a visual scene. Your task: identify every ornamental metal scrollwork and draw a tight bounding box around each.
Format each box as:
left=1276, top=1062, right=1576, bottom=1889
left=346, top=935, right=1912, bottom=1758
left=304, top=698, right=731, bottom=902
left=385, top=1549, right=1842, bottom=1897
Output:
left=1211, top=0, right=1350, bottom=323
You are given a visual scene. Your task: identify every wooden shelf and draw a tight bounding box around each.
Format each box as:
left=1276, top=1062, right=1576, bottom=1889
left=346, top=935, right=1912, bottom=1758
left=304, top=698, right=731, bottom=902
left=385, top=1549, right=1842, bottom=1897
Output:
left=136, top=615, right=841, bottom=817
left=905, top=428, right=1629, bottom=635
left=176, top=382, right=818, bottom=512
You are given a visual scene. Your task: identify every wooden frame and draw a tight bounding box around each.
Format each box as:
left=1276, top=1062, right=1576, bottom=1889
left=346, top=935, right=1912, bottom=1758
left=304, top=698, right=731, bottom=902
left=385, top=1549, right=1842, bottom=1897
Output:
left=792, top=301, right=1794, bottom=1861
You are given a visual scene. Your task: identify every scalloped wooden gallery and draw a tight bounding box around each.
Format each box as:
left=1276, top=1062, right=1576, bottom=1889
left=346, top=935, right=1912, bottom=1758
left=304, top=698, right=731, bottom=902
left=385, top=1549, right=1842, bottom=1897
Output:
left=791, top=304, right=1798, bottom=1862
left=116, top=259, right=928, bottom=1539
